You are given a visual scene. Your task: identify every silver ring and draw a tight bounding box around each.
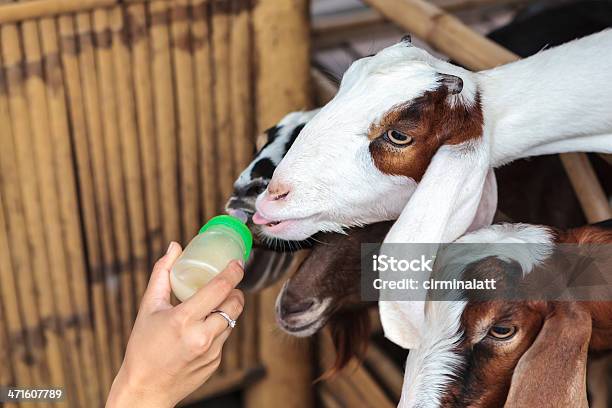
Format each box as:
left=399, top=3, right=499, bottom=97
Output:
left=211, top=310, right=236, bottom=329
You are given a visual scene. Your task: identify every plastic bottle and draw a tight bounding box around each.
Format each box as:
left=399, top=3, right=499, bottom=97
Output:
left=170, top=215, right=252, bottom=302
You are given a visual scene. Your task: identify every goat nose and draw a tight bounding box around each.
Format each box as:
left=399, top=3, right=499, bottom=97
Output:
left=267, top=181, right=291, bottom=201
left=280, top=298, right=315, bottom=318
left=235, top=179, right=268, bottom=198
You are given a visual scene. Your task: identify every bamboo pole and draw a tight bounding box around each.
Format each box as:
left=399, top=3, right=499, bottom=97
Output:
left=362, top=0, right=611, bottom=223
left=75, top=10, right=124, bottom=373
left=0, top=289, right=18, bottom=408
left=109, top=5, right=150, bottom=302
left=39, top=16, right=102, bottom=405
left=599, top=154, right=612, bottom=167
left=223, top=0, right=256, bottom=372
left=1, top=24, right=65, bottom=402
left=319, top=385, right=345, bottom=408
left=127, top=2, right=165, bottom=262
left=0, top=47, right=36, bottom=393
left=57, top=13, right=114, bottom=394
left=149, top=0, right=181, bottom=244
left=0, top=0, right=185, bottom=25
left=0, top=265, right=17, bottom=408
left=0, top=183, right=33, bottom=389
left=560, top=154, right=612, bottom=221
left=93, top=7, right=137, bottom=347
left=245, top=0, right=313, bottom=404
left=169, top=0, right=200, bottom=242
left=22, top=18, right=85, bottom=406
left=191, top=0, right=218, bottom=220
left=311, top=67, right=338, bottom=106
left=230, top=0, right=255, bottom=174
left=364, top=343, right=403, bottom=402
left=211, top=0, right=234, bottom=209
left=319, top=331, right=395, bottom=408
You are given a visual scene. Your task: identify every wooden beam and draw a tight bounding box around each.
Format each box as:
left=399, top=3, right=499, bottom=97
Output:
left=599, top=153, right=612, bottom=167
left=0, top=0, right=170, bottom=25
left=312, top=0, right=533, bottom=40
left=560, top=154, right=612, bottom=222
left=245, top=1, right=314, bottom=406
left=311, top=67, right=338, bottom=106
left=362, top=0, right=611, bottom=223
left=318, top=330, right=395, bottom=408
left=364, top=343, right=403, bottom=402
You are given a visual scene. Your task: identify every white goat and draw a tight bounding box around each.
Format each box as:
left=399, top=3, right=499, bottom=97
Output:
left=254, top=30, right=612, bottom=347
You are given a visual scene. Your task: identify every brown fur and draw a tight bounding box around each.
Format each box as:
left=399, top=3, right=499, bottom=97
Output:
left=505, top=302, right=592, bottom=408
left=324, top=308, right=371, bottom=379
left=276, top=222, right=392, bottom=376
left=368, top=85, right=483, bottom=181
left=438, top=223, right=612, bottom=407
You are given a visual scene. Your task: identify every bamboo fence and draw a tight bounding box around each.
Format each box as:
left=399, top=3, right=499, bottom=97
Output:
left=0, top=0, right=311, bottom=406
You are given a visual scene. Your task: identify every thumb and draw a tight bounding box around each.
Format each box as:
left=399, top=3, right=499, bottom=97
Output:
left=142, top=242, right=182, bottom=311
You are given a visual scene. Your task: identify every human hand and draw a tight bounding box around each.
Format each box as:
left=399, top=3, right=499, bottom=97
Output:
left=106, top=242, right=245, bottom=408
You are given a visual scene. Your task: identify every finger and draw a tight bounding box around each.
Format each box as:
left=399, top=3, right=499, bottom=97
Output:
left=201, top=289, right=244, bottom=338
left=197, top=327, right=232, bottom=368
left=179, top=260, right=244, bottom=320
left=141, top=242, right=182, bottom=310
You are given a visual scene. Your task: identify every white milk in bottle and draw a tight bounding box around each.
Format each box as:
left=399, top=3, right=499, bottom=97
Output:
left=171, top=215, right=252, bottom=302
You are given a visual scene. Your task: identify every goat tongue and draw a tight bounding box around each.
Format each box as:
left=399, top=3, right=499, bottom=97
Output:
left=252, top=211, right=274, bottom=225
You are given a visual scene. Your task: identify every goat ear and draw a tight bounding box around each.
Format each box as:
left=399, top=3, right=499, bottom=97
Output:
left=466, top=169, right=497, bottom=232
left=438, top=73, right=463, bottom=95
left=400, top=34, right=412, bottom=44
left=506, top=303, right=591, bottom=407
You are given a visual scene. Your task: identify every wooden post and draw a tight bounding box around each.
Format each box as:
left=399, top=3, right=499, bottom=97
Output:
left=362, top=0, right=611, bottom=223
left=245, top=2, right=313, bottom=405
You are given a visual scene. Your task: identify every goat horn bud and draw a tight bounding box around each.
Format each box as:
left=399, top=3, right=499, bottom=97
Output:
left=400, top=34, right=412, bottom=44
left=438, top=73, right=463, bottom=95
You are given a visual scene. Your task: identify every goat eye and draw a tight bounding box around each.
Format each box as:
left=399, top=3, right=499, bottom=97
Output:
left=488, top=325, right=516, bottom=340
left=385, top=129, right=413, bottom=146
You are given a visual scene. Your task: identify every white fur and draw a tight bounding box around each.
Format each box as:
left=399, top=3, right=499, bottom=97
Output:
left=450, top=223, right=554, bottom=274
left=256, top=31, right=612, bottom=349
left=234, top=109, right=320, bottom=190
left=399, top=223, right=554, bottom=407
left=400, top=300, right=466, bottom=408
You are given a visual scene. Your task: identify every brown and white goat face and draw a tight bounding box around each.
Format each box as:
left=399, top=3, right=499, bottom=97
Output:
left=255, top=40, right=482, bottom=241
left=403, top=295, right=597, bottom=408
left=400, top=239, right=601, bottom=408
left=275, top=221, right=392, bottom=336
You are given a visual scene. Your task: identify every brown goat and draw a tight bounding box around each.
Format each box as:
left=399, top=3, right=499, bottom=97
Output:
left=275, top=221, right=392, bottom=373
left=400, top=223, right=612, bottom=408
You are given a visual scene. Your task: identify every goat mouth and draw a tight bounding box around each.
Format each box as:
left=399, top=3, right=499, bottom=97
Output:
left=253, top=211, right=321, bottom=237
left=275, top=296, right=333, bottom=337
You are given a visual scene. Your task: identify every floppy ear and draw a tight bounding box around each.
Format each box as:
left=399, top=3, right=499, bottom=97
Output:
left=467, top=168, right=497, bottom=232
left=505, top=302, right=591, bottom=407
left=380, top=145, right=491, bottom=348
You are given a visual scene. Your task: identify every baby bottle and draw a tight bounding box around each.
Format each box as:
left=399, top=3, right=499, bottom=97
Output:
left=171, top=215, right=253, bottom=302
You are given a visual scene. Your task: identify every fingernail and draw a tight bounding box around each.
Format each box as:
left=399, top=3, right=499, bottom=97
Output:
left=238, top=260, right=245, bottom=268
left=166, top=242, right=174, bottom=254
